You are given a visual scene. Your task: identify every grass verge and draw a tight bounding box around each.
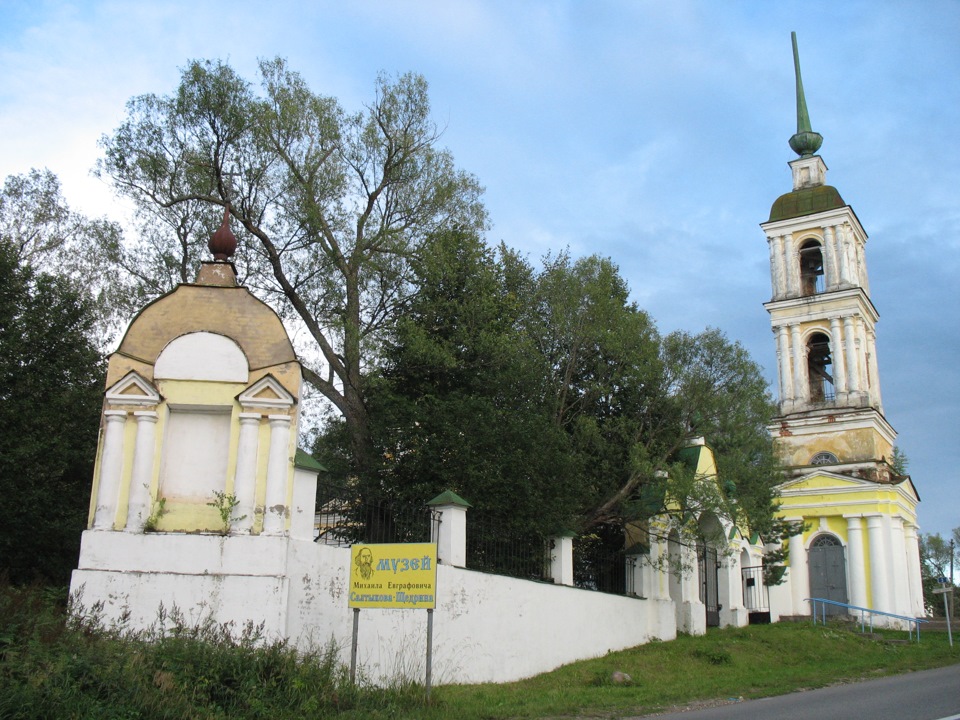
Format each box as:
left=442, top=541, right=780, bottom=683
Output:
left=1, top=580, right=956, bottom=719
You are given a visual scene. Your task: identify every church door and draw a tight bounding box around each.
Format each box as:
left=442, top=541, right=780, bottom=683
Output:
left=808, top=534, right=848, bottom=614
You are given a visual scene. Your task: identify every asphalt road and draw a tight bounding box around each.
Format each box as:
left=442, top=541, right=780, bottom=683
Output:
left=630, top=663, right=960, bottom=720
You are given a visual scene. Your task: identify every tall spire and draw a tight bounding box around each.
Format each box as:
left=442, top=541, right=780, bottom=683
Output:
left=788, top=31, right=823, bottom=158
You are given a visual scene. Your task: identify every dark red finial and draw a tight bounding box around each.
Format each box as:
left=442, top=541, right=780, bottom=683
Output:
left=208, top=205, right=237, bottom=261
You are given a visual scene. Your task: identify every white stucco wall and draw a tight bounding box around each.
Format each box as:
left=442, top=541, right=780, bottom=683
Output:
left=71, top=531, right=677, bottom=685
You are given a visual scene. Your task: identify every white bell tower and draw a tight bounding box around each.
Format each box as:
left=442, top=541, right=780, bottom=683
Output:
left=761, top=33, right=896, bottom=479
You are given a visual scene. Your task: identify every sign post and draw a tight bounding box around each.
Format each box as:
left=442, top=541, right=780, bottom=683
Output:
left=933, top=580, right=953, bottom=647
left=347, top=543, right=439, bottom=695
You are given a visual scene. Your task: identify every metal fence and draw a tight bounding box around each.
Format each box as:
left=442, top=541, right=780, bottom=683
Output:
left=314, top=480, right=439, bottom=547
left=573, top=527, right=635, bottom=596
left=465, top=518, right=552, bottom=582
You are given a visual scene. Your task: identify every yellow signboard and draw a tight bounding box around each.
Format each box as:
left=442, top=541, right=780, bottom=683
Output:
left=348, top=542, right=438, bottom=609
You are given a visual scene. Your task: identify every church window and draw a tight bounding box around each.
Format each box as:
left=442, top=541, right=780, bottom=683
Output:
left=806, top=332, right=834, bottom=403
left=810, top=451, right=839, bottom=465
left=810, top=533, right=842, bottom=548
left=799, top=240, right=825, bottom=295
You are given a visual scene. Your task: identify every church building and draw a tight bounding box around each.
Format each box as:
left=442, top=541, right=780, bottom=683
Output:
left=763, top=35, right=924, bottom=623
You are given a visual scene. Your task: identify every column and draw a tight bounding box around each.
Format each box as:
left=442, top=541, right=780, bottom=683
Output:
left=844, top=516, right=867, bottom=608
left=93, top=411, right=127, bottom=530
left=125, top=411, right=158, bottom=532
left=866, top=515, right=891, bottom=612
left=828, top=316, right=848, bottom=400
left=844, top=226, right=859, bottom=288
left=889, top=517, right=911, bottom=616
left=783, top=234, right=797, bottom=296
left=233, top=413, right=261, bottom=533
left=856, top=318, right=870, bottom=400
left=767, top=236, right=779, bottom=298
left=823, top=225, right=839, bottom=290
left=843, top=316, right=861, bottom=396
left=788, top=532, right=810, bottom=615
left=262, top=414, right=291, bottom=535
left=790, top=324, right=806, bottom=403
left=834, top=224, right=851, bottom=286
left=776, top=325, right=793, bottom=405
left=903, top=524, right=924, bottom=617
left=866, top=329, right=883, bottom=410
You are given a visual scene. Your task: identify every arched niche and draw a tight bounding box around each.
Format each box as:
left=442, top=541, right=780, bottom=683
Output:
left=155, top=332, right=249, bottom=382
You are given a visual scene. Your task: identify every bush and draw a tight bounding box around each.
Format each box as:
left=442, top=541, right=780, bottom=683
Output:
left=0, top=580, right=429, bottom=719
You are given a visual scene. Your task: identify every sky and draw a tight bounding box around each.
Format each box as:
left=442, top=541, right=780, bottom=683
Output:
left=1, top=1, right=957, bottom=540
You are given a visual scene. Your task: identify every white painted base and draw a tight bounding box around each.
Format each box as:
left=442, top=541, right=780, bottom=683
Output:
left=71, top=530, right=679, bottom=684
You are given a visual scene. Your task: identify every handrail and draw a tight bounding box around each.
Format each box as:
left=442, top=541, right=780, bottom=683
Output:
left=805, top=597, right=928, bottom=642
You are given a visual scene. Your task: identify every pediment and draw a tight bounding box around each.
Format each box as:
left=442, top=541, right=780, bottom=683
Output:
left=238, top=374, right=296, bottom=409
left=778, top=470, right=875, bottom=493
left=105, top=371, right=161, bottom=406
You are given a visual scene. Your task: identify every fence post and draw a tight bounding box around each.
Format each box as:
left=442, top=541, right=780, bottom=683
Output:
left=427, top=491, right=471, bottom=567
left=550, top=531, right=576, bottom=586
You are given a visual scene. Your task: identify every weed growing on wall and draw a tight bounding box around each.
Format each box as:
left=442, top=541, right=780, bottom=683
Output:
left=207, top=491, right=246, bottom=535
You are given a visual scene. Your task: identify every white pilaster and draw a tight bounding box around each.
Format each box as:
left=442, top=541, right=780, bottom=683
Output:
left=844, top=516, right=867, bottom=608
left=829, top=316, right=847, bottom=399
left=835, top=224, right=852, bottom=286
left=93, top=411, right=128, bottom=530
left=783, top=233, right=798, bottom=296
left=866, top=515, right=891, bottom=612
left=823, top=225, right=839, bottom=290
left=788, top=532, right=810, bottom=615
left=888, top=516, right=911, bottom=616
left=903, top=524, right=924, bottom=617
left=790, top=324, right=806, bottom=403
left=262, top=415, right=291, bottom=535
left=233, top=413, right=261, bottom=533
left=866, top=328, right=882, bottom=411
left=777, top=325, right=793, bottom=404
left=125, top=411, right=158, bottom=532
left=843, top=316, right=861, bottom=395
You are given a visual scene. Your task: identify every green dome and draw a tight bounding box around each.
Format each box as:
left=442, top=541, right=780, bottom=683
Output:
left=769, top=185, right=846, bottom=222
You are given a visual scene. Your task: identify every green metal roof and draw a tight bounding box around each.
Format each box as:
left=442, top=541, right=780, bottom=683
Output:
left=769, top=185, right=846, bottom=222
left=427, top=490, right=472, bottom=508
left=294, top=448, right=327, bottom=472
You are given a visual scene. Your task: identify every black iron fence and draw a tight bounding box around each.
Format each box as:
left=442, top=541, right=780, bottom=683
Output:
left=465, top=518, right=551, bottom=582
left=573, top=526, right=635, bottom=596
left=314, top=480, right=439, bottom=547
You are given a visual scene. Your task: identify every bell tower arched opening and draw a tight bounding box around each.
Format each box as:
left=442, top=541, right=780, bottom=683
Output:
left=799, top=240, right=824, bottom=295
left=806, top=332, right=834, bottom=403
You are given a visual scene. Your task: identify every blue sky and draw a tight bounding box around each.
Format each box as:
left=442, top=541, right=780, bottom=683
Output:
left=1, top=1, right=957, bottom=539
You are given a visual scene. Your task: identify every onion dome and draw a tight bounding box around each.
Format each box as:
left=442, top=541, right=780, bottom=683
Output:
left=208, top=205, right=237, bottom=260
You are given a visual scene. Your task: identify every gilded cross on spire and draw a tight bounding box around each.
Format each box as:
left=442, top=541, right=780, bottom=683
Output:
left=788, top=32, right=823, bottom=158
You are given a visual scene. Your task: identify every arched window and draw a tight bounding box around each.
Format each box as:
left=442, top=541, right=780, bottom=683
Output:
left=806, top=332, right=834, bottom=403
left=799, top=240, right=825, bottom=295
left=810, top=451, right=840, bottom=465
left=810, top=533, right=842, bottom=549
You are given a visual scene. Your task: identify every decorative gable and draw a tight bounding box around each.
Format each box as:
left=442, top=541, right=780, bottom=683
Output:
left=238, top=374, right=296, bottom=410
left=105, top=371, right=161, bottom=407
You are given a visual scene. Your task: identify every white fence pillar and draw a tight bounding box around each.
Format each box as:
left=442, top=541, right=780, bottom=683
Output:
left=550, top=533, right=575, bottom=586
left=428, top=491, right=471, bottom=568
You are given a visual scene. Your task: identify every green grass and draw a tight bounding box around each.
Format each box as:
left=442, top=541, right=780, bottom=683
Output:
left=1, top=580, right=957, bottom=719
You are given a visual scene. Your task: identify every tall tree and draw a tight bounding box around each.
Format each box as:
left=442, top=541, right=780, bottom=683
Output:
left=0, top=243, right=104, bottom=584
left=99, top=59, right=486, bottom=482
left=0, top=169, right=125, bottom=339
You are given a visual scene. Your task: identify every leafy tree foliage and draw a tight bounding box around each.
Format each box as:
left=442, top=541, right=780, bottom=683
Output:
left=316, top=231, right=788, bottom=565
left=0, top=169, right=125, bottom=339
left=99, top=59, right=486, bottom=484
left=0, top=243, right=104, bottom=584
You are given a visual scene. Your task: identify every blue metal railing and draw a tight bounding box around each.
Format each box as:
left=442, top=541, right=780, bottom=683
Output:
left=805, top=598, right=928, bottom=642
